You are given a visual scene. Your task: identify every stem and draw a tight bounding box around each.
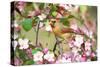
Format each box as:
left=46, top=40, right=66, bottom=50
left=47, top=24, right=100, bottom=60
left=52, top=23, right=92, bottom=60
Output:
left=53, top=35, right=63, bottom=56
left=35, top=21, right=40, bottom=47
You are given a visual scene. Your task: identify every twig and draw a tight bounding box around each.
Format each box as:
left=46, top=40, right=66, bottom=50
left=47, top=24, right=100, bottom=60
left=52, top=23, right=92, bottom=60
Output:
left=35, top=21, right=40, bottom=47
left=53, top=34, right=63, bottom=56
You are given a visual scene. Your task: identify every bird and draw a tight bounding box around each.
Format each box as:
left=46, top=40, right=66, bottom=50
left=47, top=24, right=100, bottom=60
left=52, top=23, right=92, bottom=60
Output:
left=49, top=18, right=78, bottom=42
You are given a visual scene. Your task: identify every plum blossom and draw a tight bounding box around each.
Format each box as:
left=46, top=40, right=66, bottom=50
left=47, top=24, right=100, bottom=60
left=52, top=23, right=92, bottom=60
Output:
left=85, top=40, right=92, bottom=51
left=45, top=25, right=52, bottom=32
left=14, top=21, right=19, bottom=28
left=39, top=22, right=44, bottom=28
left=74, top=35, right=84, bottom=48
left=44, top=51, right=55, bottom=62
left=71, top=47, right=81, bottom=56
left=59, top=4, right=73, bottom=11
left=14, top=21, right=21, bottom=32
left=80, top=56, right=87, bottom=62
left=14, top=57, right=23, bottom=66
left=13, top=40, right=18, bottom=50
left=38, top=14, right=47, bottom=21
left=90, top=52, right=96, bottom=58
left=70, top=19, right=78, bottom=31
left=43, top=48, right=49, bottom=54
left=16, top=2, right=25, bottom=12
left=13, top=33, right=18, bottom=40
left=33, top=51, right=43, bottom=62
left=80, top=53, right=87, bottom=62
left=74, top=54, right=81, bottom=62
left=56, top=57, right=71, bottom=63
left=18, top=38, right=29, bottom=49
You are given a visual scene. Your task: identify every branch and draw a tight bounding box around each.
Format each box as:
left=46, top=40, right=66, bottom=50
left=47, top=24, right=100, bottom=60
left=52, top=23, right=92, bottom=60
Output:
left=35, top=21, right=40, bottom=47
left=53, top=34, right=63, bottom=56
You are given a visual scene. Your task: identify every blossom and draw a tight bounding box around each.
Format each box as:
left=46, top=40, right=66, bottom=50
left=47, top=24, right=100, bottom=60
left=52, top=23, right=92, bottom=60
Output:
left=59, top=4, right=73, bottom=11
left=38, top=14, right=47, bottom=21
left=44, top=51, right=55, bottom=62
left=33, top=51, right=43, bottom=62
left=16, top=2, right=25, bottom=12
left=90, top=52, right=96, bottom=58
left=80, top=54, right=87, bottom=62
left=45, top=25, right=52, bottom=32
left=14, top=57, right=23, bottom=66
left=14, top=21, right=19, bottom=28
left=68, top=40, right=75, bottom=48
left=13, top=40, right=18, bottom=50
left=13, top=33, right=18, bottom=40
left=39, top=22, right=44, bottom=28
left=14, top=21, right=21, bottom=32
left=85, top=40, right=92, bottom=51
left=85, top=50, right=91, bottom=56
left=43, top=48, right=49, bottom=54
left=74, top=35, right=84, bottom=48
left=56, top=57, right=71, bottom=63
left=74, top=54, right=81, bottom=62
left=70, top=19, right=78, bottom=31
left=71, top=47, right=81, bottom=56
left=18, top=38, right=29, bottom=49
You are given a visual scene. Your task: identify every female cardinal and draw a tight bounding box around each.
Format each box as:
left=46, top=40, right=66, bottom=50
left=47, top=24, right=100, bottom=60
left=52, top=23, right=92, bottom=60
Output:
left=49, top=19, right=78, bottom=41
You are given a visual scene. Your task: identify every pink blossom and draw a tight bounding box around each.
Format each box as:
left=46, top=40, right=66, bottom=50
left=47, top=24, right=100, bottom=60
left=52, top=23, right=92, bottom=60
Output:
left=33, top=51, right=43, bottom=62
left=85, top=40, right=92, bottom=51
left=80, top=56, right=87, bottom=62
left=44, top=51, right=55, bottom=62
left=80, top=53, right=87, bottom=62
left=43, top=48, right=49, bottom=54
left=16, top=2, right=25, bottom=12
left=74, top=35, right=84, bottom=48
left=90, top=52, right=96, bottom=58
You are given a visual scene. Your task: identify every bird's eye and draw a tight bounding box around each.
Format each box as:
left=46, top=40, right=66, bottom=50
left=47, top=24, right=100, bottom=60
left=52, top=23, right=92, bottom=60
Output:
left=52, top=21, right=56, bottom=23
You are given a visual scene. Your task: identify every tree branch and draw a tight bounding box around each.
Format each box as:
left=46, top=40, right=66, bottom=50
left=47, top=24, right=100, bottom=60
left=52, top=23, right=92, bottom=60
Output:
left=35, top=21, right=40, bottom=47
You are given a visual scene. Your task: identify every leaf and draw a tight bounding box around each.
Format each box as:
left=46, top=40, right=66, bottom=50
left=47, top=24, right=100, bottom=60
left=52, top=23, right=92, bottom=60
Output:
left=67, top=15, right=75, bottom=19
left=39, top=3, right=45, bottom=10
left=24, top=60, right=35, bottom=65
left=60, top=18, right=69, bottom=26
left=51, top=4, right=57, bottom=11
left=32, top=49, right=38, bottom=55
left=32, top=48, right=42, bottom=55
left=80, top=5, right=87, bottom=14
left=52, top=11, right=57, bottom=17
left=22, top=18, right=33, bottom=31
left=16, top=48, right=28, bottom=62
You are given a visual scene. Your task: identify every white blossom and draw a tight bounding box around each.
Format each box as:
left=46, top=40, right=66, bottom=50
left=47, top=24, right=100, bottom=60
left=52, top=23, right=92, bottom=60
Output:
left=33, top=51, right=43, bottom=62
left=38, top=14, right=46, bottom=21
left=13, top=40, right=18, bottom=50
left=85, top=40, right=92, bottom=51
left=13, top=33, right=18, bottom=40
left=74, top=35, right=84, bottom=48
left=18, top=38, right=29, bottom=49
left=45, top=25, right=52, bottom=32
left=39, top=22, right=44, bottom=28
left=44, top=51, right=55, bottom=62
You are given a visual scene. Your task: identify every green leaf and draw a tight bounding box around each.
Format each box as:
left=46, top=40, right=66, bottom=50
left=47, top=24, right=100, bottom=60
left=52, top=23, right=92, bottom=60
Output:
left=24, top=60, right=35, bottom=65
left=52, top=11, right=57, bottom=17
left=67, top=15, right=75, bottom=19
left=39, top=3, right=45, bottom=10
left=60, top=18, right=69, bottom=26
left=16, top=48, right=28, bottom=61
left=51, top=4, right=57, bottom=11
left=80, top=5, right=87, bottom=14
left=32, top=49, right=38, bottom=55
left=32, top=48, right=42, bottom=55
left=22, top=18, right=33, bottom=31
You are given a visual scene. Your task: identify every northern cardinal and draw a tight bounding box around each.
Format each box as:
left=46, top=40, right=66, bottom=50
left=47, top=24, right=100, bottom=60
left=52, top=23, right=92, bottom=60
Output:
left=49, top=19, right=78, bottom=41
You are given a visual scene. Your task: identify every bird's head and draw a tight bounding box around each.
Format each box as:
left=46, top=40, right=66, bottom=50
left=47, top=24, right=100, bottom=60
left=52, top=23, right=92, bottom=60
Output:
left=49, top=19, right=57, bottom=28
